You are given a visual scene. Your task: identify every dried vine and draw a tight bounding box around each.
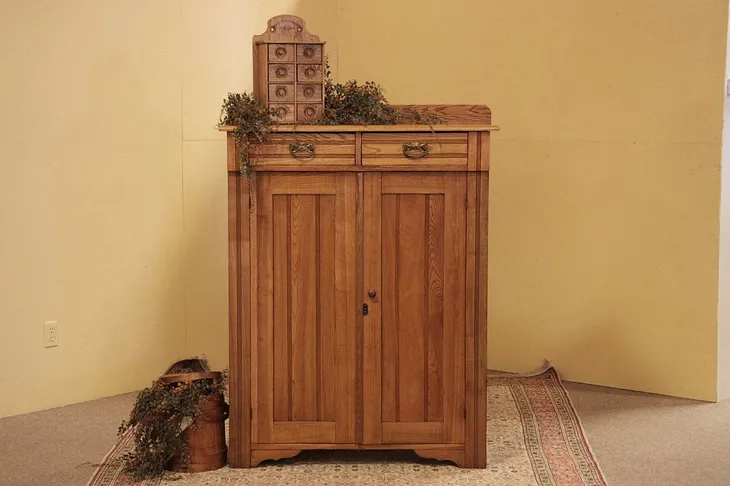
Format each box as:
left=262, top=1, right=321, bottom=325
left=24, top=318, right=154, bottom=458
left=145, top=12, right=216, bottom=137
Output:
left=117, top=371, right=228, bottom=482
left=216, top=56, right=446, bottom=178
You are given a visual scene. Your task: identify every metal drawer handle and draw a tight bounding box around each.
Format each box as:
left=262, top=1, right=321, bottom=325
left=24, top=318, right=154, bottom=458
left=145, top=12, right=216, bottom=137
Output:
left=402, top=141, right=429, bottom=159
left=289, top=142, right=315, bottom=159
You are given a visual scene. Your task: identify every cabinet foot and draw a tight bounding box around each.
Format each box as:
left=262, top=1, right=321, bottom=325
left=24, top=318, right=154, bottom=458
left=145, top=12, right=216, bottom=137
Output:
left=250, top=449, right=303, bottom=467
left=412, top=448, right=465, bottom=468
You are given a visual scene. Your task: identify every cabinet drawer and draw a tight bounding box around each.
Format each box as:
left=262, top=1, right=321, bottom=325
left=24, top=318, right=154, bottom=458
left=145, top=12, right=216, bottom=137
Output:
left=268, top=44, right=294, bottom=62
left=297, top=84, right=322, bottom=102
left=268, top=84, right=295, bottom=102
left=297, top=44, right=322, bottom=63
left=297, top=64, right=323, bottom=82
left=252, top=133, right=356, bottom=166
left=297, top=103, right=323, bottom=123
left=362, top=133, right=468, bottom=167
left=269, top=103, right=295, bottom=123
left=269, top=63, right=295, bottom=83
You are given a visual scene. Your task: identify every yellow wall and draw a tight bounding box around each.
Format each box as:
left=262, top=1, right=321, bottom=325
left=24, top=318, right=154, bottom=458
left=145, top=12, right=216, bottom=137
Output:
left=0, top=0, right=336, bottom=418
left=1, top=0, right=727, bottom=418
left=335, top=0, right=727, bottom=401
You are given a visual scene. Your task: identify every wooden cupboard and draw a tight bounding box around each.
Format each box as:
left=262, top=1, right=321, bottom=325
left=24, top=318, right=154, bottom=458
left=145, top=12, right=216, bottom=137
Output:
left=222, top=104, right=497, bottom=469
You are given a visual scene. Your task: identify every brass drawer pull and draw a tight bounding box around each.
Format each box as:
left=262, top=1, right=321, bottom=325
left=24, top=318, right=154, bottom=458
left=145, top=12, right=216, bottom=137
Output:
left=289, top=142, right=315, bottom=159
left=402, top=141, right=429, bottom=159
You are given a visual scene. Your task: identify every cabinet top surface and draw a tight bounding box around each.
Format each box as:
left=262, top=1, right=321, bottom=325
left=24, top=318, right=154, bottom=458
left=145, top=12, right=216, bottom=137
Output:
left=218, top=105, right=499, bottom=133
left=218, top=124, right=498, bottom=133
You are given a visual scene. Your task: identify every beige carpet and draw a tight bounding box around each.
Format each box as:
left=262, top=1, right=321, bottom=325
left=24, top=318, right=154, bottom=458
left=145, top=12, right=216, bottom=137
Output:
left=3, top=372, right=730, bottom=485
left=87, top=365, right=607, bottom=485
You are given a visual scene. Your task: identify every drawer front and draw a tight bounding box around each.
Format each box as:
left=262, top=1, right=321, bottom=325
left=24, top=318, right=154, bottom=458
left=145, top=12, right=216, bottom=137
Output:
left=269, top=103, right=295, bottom=123
left=297, top=64, right=323, bottom=82
left=269, top=84, right=295, bottom=102
left=297, top=84, right=323, bottom=102
left=297, top=103, right=323, bottom=123
left=253, top=134, right=356, bottom=166
left=268, top=44, right=294, bottom=62
left=269, top=63, right=295, bottom=83
left=297, top=44, right=323, bottom=63
left=362, top=133, right=468, bottom=167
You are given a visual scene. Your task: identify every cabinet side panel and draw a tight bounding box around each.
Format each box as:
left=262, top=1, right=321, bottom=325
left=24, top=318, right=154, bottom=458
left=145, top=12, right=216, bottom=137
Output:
left=255, top=175, right=274, bottom=443
left=228, top=167, right=251, bottom=467
left=464, top=172, right=478, bottom=467
left=476, top=171, right=489, bottom=467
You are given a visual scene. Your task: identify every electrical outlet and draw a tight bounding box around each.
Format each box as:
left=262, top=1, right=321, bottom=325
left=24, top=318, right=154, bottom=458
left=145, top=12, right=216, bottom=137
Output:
left=44, top=321, right=58, bottom=348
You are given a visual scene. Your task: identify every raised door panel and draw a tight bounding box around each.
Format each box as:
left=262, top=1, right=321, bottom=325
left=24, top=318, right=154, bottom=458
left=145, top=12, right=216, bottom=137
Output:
left=252, top=173, right=357, bottom=445
left=363, top=172, right=467, bottom=445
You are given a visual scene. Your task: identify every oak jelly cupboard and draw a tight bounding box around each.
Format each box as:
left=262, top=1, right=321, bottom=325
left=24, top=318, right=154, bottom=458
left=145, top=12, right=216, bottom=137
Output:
left=222, top=104, right=497, bottom=468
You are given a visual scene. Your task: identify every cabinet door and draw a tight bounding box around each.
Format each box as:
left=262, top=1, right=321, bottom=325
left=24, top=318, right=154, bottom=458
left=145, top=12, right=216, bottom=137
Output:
left=363, top=173, right=467, bottom=445
left=251, top=173, right=357, bottom=445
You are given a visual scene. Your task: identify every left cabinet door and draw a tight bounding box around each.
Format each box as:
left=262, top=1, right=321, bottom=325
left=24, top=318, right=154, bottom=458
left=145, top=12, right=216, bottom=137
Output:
left=251, top=172, right=358, bottom=446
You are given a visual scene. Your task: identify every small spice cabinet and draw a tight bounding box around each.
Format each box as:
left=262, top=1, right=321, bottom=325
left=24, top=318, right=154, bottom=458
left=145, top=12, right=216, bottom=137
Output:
left=221, top=105, right=498, bottom=468
left=253, top=15, right=326, bottom=124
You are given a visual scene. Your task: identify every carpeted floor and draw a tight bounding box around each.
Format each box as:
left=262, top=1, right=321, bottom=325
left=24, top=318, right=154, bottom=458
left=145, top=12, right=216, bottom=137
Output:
left=2, top=374, right=730, bottom=485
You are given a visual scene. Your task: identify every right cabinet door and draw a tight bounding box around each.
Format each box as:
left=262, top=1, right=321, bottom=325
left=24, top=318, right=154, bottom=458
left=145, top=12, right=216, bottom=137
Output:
left=363, top=172, right=467, bottom=446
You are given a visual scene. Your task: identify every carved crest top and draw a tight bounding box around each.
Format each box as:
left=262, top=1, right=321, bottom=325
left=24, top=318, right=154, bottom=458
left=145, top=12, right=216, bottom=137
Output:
left=253, top=15, right=323, bottom=44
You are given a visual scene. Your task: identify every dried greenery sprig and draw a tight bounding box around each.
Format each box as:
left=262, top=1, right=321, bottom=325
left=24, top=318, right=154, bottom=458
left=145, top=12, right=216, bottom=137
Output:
left=117, top=371, right=228, bottom=482
left=217, top=56, right=445, bottom=178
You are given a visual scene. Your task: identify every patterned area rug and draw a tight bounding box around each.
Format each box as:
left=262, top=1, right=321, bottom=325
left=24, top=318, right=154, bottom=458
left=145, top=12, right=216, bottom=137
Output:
left=87, top=364, right=607, bottom=486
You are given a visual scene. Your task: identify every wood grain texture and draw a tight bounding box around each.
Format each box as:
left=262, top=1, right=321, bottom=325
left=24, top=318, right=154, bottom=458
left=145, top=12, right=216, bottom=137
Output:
left=255, top=174, right=273, bottom=444
left=479, top=132, right=491, bottom=171
left=256, top=174, right=357, bottom=446
left=269, top=173, right=337, bottom=194
left=251, top=449, right=302, bottom=467
left=476, top=171, right=489, bottom=467
left=426, top=194, right=445, bottom=423
left=362, top=173, right=382, bottom=444
left=381, top=173, right=445, bottom=194
left=413, top=448, right=466, bottom=468
left=220, top=124, right=498, bottom=134
left=464, top=172, right=478, bottom=467
left=468, top=132, right=478, bottom=172
left=272, top=196, right=290, bottom=422
left=392, top=104, right=491, bottom=124
left=253, top=15, right=322, bottom=44
left=444, top=174, right=467, bottom=445
left=228, top=114, right=491, bottom=468
left=252, top=443, right=464, bottom=450
left=272, top=422, right=336, bottom=444
left=319, top=196, right=337, bottom=423
left=290, top=195, right=318, bottom=421
left=335, top=174, right=358, bottom=444
left=382, top=422, right=444, bottom=444
left=227, top=171, right=250, bottom=467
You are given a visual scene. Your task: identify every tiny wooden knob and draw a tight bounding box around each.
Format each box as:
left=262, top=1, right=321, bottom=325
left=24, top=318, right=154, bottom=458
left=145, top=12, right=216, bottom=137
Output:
left=368, top=289, right=377, bottom=299
left=303, top=47, right=314, bottom=58
left=304, top=87, right=315, bottom=97
left=275, top=46, right=287, bottom=57
left=305, top=67, right=315, bottom=77
left=304, top=106, right=316, bottom=117
left=276, top=67, right=287, bottom=77
left=276, top=86, right=287, bottom=98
